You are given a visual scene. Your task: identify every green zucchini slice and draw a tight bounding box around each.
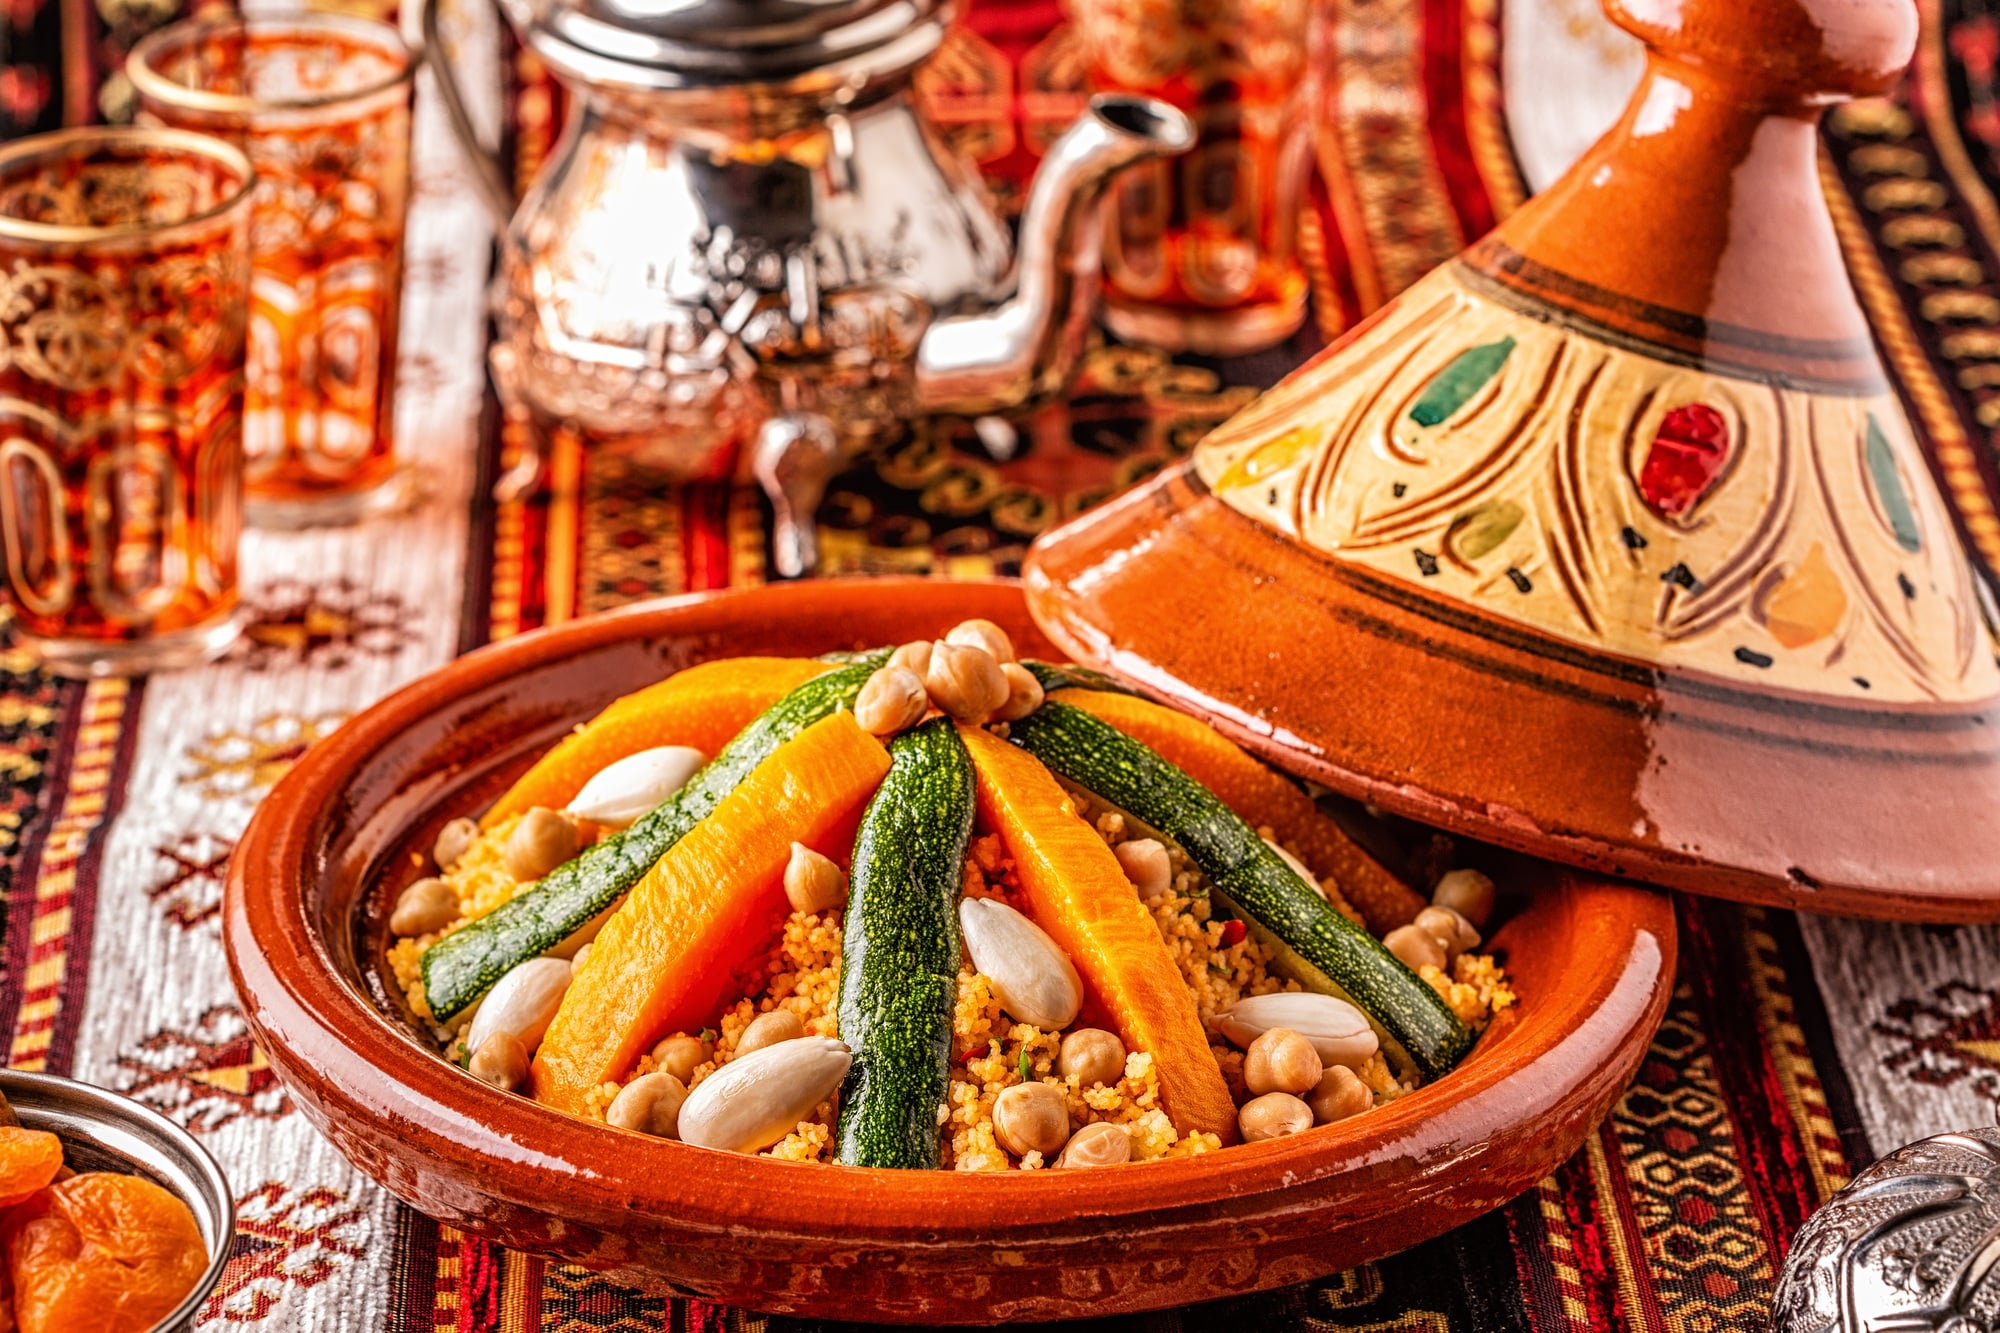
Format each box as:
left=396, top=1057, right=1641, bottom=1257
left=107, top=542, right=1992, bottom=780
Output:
left=1007, top=701, right=1474, bottom=1082
left=419, top=650, right=891, bottom=1020
left=833, top=717, right=974, bottom=1168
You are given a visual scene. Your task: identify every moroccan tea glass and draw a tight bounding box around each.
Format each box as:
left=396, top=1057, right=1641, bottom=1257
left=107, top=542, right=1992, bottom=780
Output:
left=0, top=128, right=254, bottom=677
left=1066, top=0, right=1313, bottom=355
left=130, top=13, right=416, bottom=529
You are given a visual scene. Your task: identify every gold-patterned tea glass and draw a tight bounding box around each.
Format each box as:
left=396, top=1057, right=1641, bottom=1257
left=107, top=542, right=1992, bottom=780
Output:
left=0, top=128, right=254, bottom=677
left=1066, top=0, right=1313, bottom=355
left=129, top=13, right=416, bottom=529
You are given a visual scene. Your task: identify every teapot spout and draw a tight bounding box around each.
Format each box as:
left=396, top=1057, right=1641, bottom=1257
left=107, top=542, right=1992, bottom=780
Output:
left=913, top=94, right=1194, bottom=415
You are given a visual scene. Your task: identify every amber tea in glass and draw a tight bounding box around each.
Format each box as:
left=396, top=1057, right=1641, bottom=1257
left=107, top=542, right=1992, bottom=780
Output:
left=130, top=13, right=416, bottom=528
left=1066, top=0, right=1313, bottom=354
left=0, top=128, right=254, bottom=676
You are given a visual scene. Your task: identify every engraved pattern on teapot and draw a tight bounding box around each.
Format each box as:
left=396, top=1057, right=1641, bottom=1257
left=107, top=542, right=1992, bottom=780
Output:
left=424, top=0, right=1192, bottom=570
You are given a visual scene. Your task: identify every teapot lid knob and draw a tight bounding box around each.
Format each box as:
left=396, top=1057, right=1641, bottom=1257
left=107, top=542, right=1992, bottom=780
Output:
left=1604, top=0, right=1916, bottom=104
left=1465, top=0, right=1918, bottom=386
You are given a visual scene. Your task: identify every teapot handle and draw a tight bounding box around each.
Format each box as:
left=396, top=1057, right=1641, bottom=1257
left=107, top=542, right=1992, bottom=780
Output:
left=419, top=0, right=518, bottom=231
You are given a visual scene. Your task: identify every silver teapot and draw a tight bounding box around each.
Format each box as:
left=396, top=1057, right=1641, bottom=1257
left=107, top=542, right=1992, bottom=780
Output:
left=424, top=0, right=1192, bottom=573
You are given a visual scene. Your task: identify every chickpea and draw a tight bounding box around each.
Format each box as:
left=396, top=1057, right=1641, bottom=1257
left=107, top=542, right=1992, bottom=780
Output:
left=1307, top=1066, right=1373, bottom=1125
left=1243, top=1027, right=1323, bottom=1096
left=571, top=942, right=594, bottom=973
left=887, top=640, right=934, bottom=678
left=651, top=1033, right=711, bottom=1085
left=784, top=843, right=848, bottom=915
left=993, top=663, right=1045, bottom=723
left=736, top=1009, right=804, bottom=1058
left=1114, top=838, right=1173, bottom=901
left=1431, top=868, right=1496, bottom=930
left=469, top=1032, right=528, bottom=1092
left=925, top=642, right=1010, bottom=724
left=944, top=618, right=1016, bottom=664
left=1238, top=1092, right=1313, bottom=1142
left=992, top=1082, right=1071, bottom=1158
left=854, top=666, right=928, bottom=737
left=1054, top=1120, right=1130, bottom=1168
left=1383, top=924, right=1447, bottom=973
left=505, top=808, right=578, bottom=882
left=606, top=1072, right=688, bottom=1138
left=389, top=877, right=458, bottom=938
left=1414, top=905, right=1481, bottom=964
left=432, top=817, right=481, bottom=872
left=1057, top=1029, right=1126, bottom=1089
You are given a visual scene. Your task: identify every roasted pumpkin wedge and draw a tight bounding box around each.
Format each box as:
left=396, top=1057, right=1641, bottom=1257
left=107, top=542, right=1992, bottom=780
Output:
left=1008, top=701, right=1474, bottom=1083
left=531, top=711, right=892, bottom=1113
left=834, top=718, right=975, bottom=1169
left=484, top=656, right=829, bottom=826
left=422, top=652, right=890, bottom=1020
left=959, top=723, right=1240, bottom=1143
left=1050, top=688, right=1425, bottom=934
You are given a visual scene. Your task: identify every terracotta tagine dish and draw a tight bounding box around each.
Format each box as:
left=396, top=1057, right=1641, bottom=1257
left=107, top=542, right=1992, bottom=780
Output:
left=1026, top=0, right=2000, bottom=921
left=226, top=579, right=1674, bottom=1321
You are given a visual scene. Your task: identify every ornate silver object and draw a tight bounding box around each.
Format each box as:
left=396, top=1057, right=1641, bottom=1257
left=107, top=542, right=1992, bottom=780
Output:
left=423, top=0, right=1192, bottom=573
left=1772, top=1127, right=2000, bottom=1332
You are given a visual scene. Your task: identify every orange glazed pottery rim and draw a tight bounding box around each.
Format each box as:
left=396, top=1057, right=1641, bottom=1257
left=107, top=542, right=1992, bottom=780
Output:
left=225, top=579, right=1675, bottom=1311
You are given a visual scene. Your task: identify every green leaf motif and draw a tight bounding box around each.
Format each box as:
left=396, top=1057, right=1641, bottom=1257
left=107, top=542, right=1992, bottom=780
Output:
left=1409, top=337, right=1518, bottom=428
left=1446, top=500, right=1525, bottom=563
left=1865, top=415, right=1922, bottom=554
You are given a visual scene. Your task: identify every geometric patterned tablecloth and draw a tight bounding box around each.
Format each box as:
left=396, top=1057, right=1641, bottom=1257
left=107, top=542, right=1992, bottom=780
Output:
left=3, top=1, right=2000, bottom=1331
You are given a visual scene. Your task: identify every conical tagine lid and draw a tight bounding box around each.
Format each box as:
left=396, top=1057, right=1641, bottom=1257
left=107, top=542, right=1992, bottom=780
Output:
left=1025, top=0, right=2000, bottom=920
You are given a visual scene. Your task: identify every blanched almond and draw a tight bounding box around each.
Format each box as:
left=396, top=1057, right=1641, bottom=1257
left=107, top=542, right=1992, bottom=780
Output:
left=1218, top=992, right=1379, bottom=1070
left=677, top=1036, right=851, bottom=1154
left=466, top=956, right=573, bottom=1058
left=567, top=746, right=706, bottom=828
left=959, top=897, right=1083, bottom=1030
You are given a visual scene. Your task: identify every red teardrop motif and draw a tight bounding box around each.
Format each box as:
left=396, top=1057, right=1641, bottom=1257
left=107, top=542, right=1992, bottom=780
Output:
left=1638, top=403, right=1732, bottom=519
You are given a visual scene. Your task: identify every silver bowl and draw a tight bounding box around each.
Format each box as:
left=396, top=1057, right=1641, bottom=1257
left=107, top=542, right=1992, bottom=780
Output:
left=0, top=1069, right=234, bottom=1331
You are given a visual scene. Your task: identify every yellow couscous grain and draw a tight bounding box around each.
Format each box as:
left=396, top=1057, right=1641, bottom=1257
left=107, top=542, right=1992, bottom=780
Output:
left=389, top=813, right=534, bottom=1026
left=389, top=735, right=1518, bottom=1168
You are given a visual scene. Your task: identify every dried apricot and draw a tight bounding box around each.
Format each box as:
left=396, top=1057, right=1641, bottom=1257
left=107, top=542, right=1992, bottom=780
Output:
left=0, top=1132, right=61, bottom=1210
left=7, top=1172, right=207, bottom=1333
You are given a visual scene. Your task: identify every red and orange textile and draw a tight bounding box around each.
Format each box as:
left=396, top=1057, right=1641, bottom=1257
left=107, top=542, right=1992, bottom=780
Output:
left=0, top=0, right=1998, bottom=1330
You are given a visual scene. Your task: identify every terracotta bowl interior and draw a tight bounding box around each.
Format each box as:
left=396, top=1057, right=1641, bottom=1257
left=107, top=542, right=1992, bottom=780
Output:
left=227, top=578, right=1677, bottom=1322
